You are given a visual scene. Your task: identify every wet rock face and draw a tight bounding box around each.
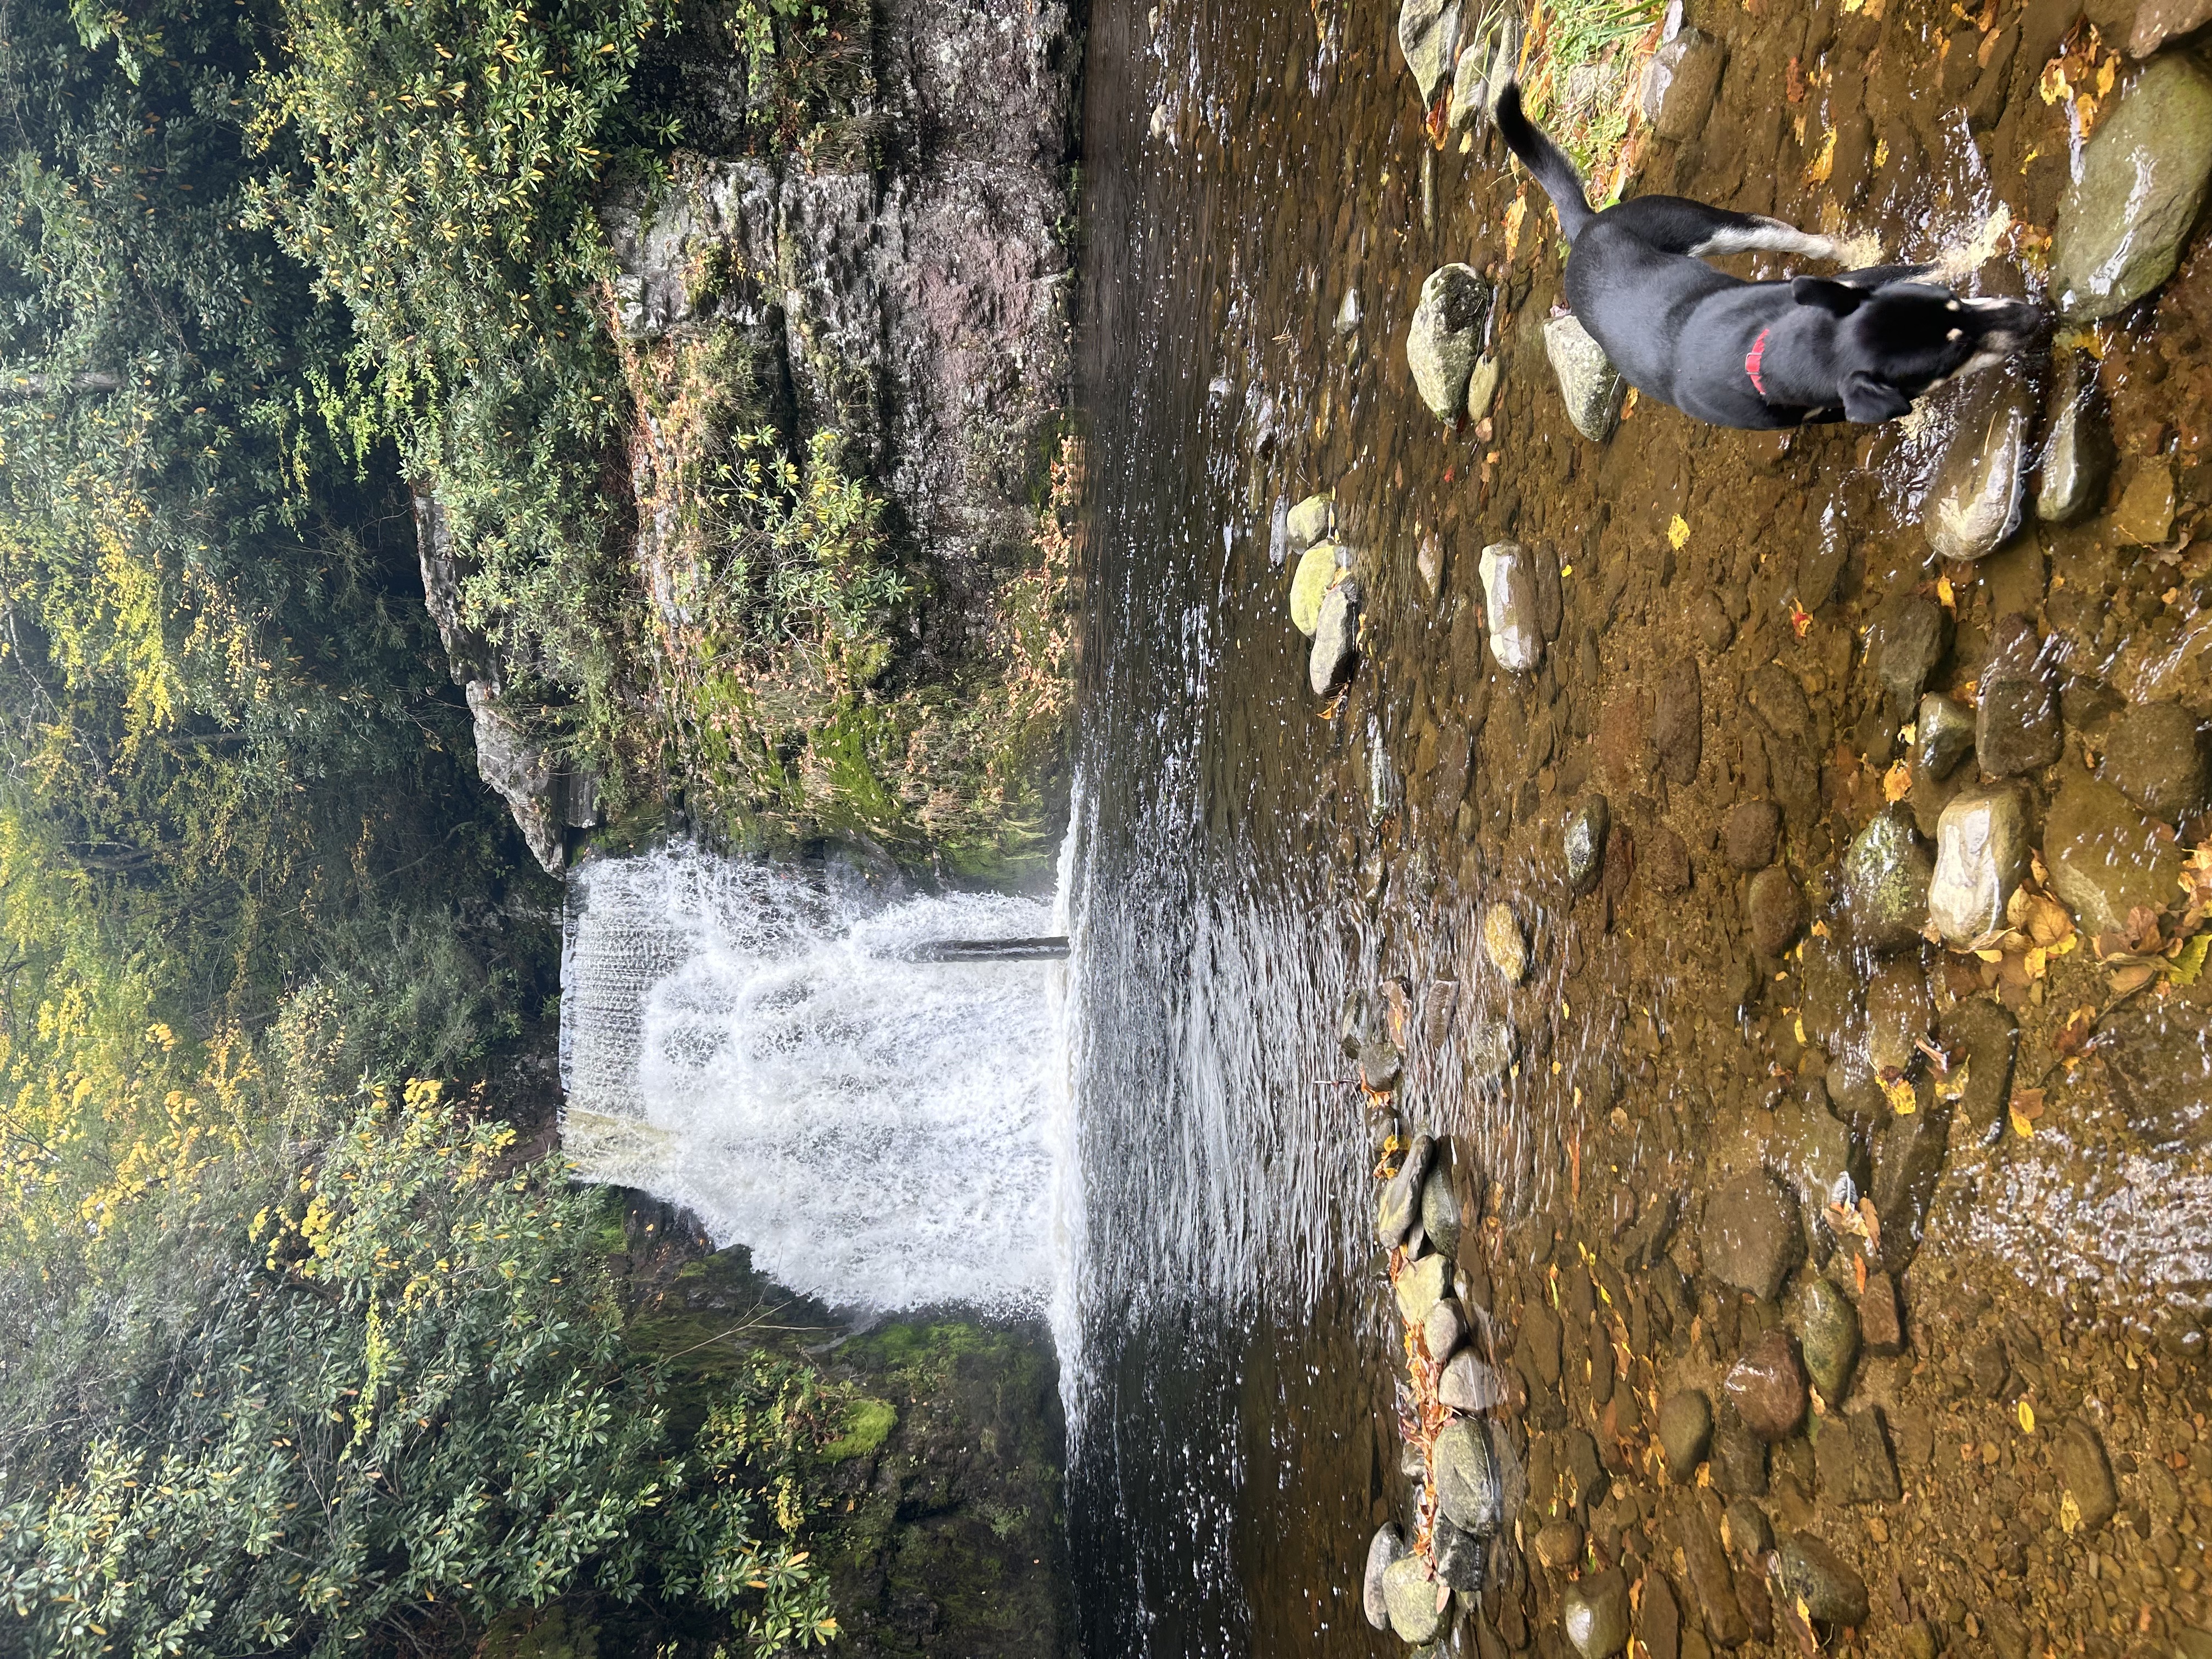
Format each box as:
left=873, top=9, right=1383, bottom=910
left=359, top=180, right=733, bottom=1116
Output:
left=2044, top=769, right=2185, bottom=937
left=1408, top=264, right=1491, bottom=420
left=1640, top=26, right=1725, bottom=140
left=1841, top=806, right=1933, bottom=952
left=2051, top=53, right=2212, bottom=320
left=1479, top=542, right=1544, bottom=672
left=1544, top=314, right=1626, bottom=443
left=2099, top=699, right=2209, bottom=822
left=1866, top=594, right=1953, bottom=726
left=1925, top=376, right=2030, bottom=563
left=2113, top=457, right=2177, bottom=544
left=1927, top=784, right=2030, bottom=945
left=1703, top=1172, right=1803, bottom=1301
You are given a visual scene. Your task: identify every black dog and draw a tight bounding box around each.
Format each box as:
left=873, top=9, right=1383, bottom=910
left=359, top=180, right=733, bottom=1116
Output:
left=1494, top=83, right=2038, bottom=429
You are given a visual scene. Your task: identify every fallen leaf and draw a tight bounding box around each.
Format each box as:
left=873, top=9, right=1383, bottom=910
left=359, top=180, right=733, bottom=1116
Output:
left=1882, top=1074, right=1918, bottom=1116
left=2010, top=1102, right=2037, bottom=1138
left=1790, top=599, right=1814, bottom=639
left=2108, top=961, right=2159, bottom=995
left=2171, top=932, right=2209, bottom=988
left=1882, top=760, right=1912, bottom=803
left=1503, top=193, right=1528, bottom=261
left=1936, top=574, right=1957, bottom=612
left=1668, top=514, right=1690, bottom=551
left=2052, top=1006, right=2097, bottom=1059
left=2018, top=1400, right=2036, bottom=1434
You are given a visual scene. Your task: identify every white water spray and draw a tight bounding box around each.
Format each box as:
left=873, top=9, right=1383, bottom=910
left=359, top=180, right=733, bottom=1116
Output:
left=560, top=843, right=1069, bottom=1316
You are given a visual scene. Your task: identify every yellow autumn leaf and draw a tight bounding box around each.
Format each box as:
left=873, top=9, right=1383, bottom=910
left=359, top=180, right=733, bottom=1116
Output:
left=1882, top=761, right=1912, bottom=803
left=2010, top=1103, right=2036, bottom=1138
left=2017, top=1400, right=2036, bottom=1434
left=1936, top=1057, right=1970, bottom=1103
left=1668, top=515, right=1690, bottom=551
left=1883, top=1076, right=1918, bottom=1116
left=1804, top=128, right=1837, bottom=187
left=1503, top=194, right=1528, bottom=261
left=2171, top=932, right=2209, bottom=987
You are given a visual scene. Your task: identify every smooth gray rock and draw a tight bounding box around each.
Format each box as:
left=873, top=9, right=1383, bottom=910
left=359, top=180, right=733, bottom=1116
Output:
left=1408, top=264, right=1489, bottom=420
left=1565, top=796, right=1611, bottom=894
left=1703, top=1171, right=1803, bottom=1301
left=2100, top=699, right=2209, bottom=822
left=1871, top=1096, right=1955, bottom=1273
left=1284, top=492, right=1334, bottom=552
left=1420, top=1160, right=1463, bottom=1258
left=1398, top=0, right=1464, bottom=106
left=1432, top=1419, right=1504, bottom=1533
left=1564, top=1568, right=1632, bottom=1659
left=1440, top=1350, right=1509, bottom=1413
left=1396, top=1250, right=1451, bottom=1326
left=1976, top=618, right=2062, bottom=777
left=1641, top=27, right=1725, bottom=140
left=1432, top=1514, right=1488, bottom=1592
left=1866, top=594, right=1953, bottom=725
left=1479, top=541, right=1544, bottom=672
left=1310, top=578, right=1361, bottom=696
left=1544, top=313, right=1625, bottom=442
left=1915, top=693, right=1977, bottom=782
left=2035, top=354, right=2114, bottom=523
left=1382, top=1551, right=1448, bottom=1644
left=1425, top=1296, right=1467, bottom=1362
left=1926, top=375, right=2030, bottom=562
left=1927, top=785, right=2030, bottom=946
left=2045, top=770, right=2185, bottom=937
left=1466, top=351, right=1502, bottom=421
left=1841, top=805, right=1934, bottom=953
left=1448, top=7, right=1521, bottom=130
left=1377, top=1132, right=1435, bottom=1248
left=2052, top=54, right=2212, bottom=320
left=1865, top=956, right=1933, bottom=1078
left=1747, top=865, right=1807, bottom=957
left=1364, top=1524, right=1407, bottom=1629
left=1800, top=1277, right=1861, bottom=1403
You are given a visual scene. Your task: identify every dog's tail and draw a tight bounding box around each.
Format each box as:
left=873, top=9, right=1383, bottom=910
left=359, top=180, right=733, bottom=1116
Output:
left=1494, top=83, right=1595, bottom=245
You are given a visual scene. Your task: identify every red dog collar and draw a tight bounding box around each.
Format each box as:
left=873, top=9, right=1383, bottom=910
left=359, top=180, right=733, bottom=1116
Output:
left=1745, top=327, right=1771, bottom=397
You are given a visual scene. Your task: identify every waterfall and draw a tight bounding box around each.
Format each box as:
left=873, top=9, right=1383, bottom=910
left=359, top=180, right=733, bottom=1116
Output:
left=559, top=842, right=1072, bottom=1316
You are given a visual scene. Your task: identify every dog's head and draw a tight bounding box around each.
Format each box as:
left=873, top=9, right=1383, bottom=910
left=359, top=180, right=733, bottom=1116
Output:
left=1792, top=275, right=2040, bottom=424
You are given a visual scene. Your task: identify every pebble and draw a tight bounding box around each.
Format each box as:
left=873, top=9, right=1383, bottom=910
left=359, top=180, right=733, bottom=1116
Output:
left=1544, top=313, right=1626, bottom=443
left=1841, top=805, right=1933, bottom=953
left=2045, top=768, right=2185, bottom=937
left=1658, top=1389, right=1714, bottom=1481
left=1288, top=540, right=1339, bottom=636
left=1640, top=26, right=1725, bottom=140
left=1364, top=1524, right=1407, bottom=1629
left=1866, top=594, right=1952, bottom=725
left=1376, top=1133, right=1435, bottom=1248
left=1724, top=1329, right=1809, bottom=1441
left=1425, top=1296, right=1466, bottom=1362
left=1864, top=956, right=1932, bottom=1079
left=1677, top=1509, right=1751, bottom=1646
left=1479, top=541, right=1544, bottom=672
left=1417, top=527, right=1445, bottom=598
left=1382, top=1551, right=1448, bottom=1644
left=1703, top=1171, right=1803, bottom=1301
left=1926, top=375, right=2030, bottom=563
left=1440, top=1350, right=1508, bottom=1412
left=1420, top=1161, right=1463, bottom=1258
left=1566, top=797, right=1611, bottom=895
left=2113, top=457, right=2176, bottom=545
left=1533, top=1517, right=1585, bottom=1571
left=2099, top=698, right=2209, bottom=822
left=1723, top=800, right=1781, bottom=871
left=1777, top=1532, right=1870, bottom=1627
left=2057, top=1418, right=2120, bottom=1531
left=1725, top=1497, right=1774, bottom=1559
left=1310, top=579, right=1361, bottom=696
left=1564, top=1568, right=1631, bottom=1659
left=1746, top=865, right=1806, bottom=957
left=1396, top=1250, right=1451, bottom=1326
left=2035, top=353, right=2113, bottom=523
left=1927, top=784, right=2030, bottom=946
left=2050, top=52, right=2212, bottom=320
left=1975, top=616, right=2062, bottom=776
left=1799, top=1277, right=1861, bottom=1404
left=1912, top=691, right=1977, bottom=789
left=1432, top=1419, right=1504, bottom=1534
left=1466, top=352, right=1501, bottom=422
left=1482, top=902, right=1528, bottom=983
left=1407, top=263, right=1489, bottom=420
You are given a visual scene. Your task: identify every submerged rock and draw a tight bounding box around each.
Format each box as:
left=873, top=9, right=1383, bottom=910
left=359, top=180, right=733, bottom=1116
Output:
left=1545, top=314, right=1626, bottom=443
left=1724, top=799, right=1782, bottom=871
left=1397, top=0, right=1463, bottom=108
left=2035, top=354, right=2114, bottom=523
left=1364, top=1525, right=1408, bottom=1629
left=1841, top=806, right=1933, bottom=953
left=1432, top=1419, right=1504, bottom=1533
left=1641, top=27, right=1725, bottom=140
left=2114, top=458, right=2178, bottom=545
left=1408, top=264, right=1490, bottom=421
left=1382, top=1552, right=1448, bottom=1644
left=1310, top=579, right=1362, bottom=696
left=1533, top=1517, right=1585, bottom=1571
left=1747, top=865, right=1807, bottom=957
left=1440, top=1350, right=1508, bottom=1412
left=1914, top=693, right=1977, bottom=783
left=1865, top=956, right=1933, bottom=1078
left=1289, top=540, right=1339, bottom=636
left=1479, top=541, right=1544, bottom=672
left=1658, top=1388, right=1714, bottom=1481
left=1778, top=1532, right=1870, bottom=1627
left=1976, top=617, right=2062, bottom=777
left=1433, top=1514, right=1487, bottom=1592
left=1866, top=594, right=1953, bottom=725
left=1799, top=1277, right=1861, bottom=1404
left=1397, top=1250, right=1451, bottom=1325
left=1725, top=1331, right=1808, bottom=1441
left=1564, top=1568, right=1632, bottom=1659
left=1482, top=902, right=1528, bottom=983
left=2100, top=699, right=2210, bottom=822
left=1942, top=998, right=2018, bottom=1130
left=1926, top=376, right=2030, bottom=562
left=2051, top=53, right=2212, bottom=321
left=1466, top=352, right=1502, bottom=422
left=2057, top=1419, right=2119, bottom=1531
left=1566, top=797, right=1611, bottom=894
left=1927, top=785, right=2030, bottom=945
left=1465, top=1018, right=1516, bottom=1088
left=1378, top=1133, right=1435, bottom=1248
left=1703, top=1171, right=1803, bottom=1301
left=2045, top=770, right=2184, bottom=937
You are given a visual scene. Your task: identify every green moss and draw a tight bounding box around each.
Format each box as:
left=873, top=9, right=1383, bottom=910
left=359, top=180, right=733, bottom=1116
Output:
left=820, top=1396, right=898, bottom=1461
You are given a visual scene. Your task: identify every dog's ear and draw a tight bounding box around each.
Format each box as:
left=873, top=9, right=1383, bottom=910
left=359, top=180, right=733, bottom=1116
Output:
left=1841, top=370, right=1913, bottom=424
left=1792, top=275, right=1866, bottom=317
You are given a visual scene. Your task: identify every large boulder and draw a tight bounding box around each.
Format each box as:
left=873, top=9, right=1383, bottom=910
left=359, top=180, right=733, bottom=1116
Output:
left=1398, top=0, right=1464, bottom=106
left=1408, top=264, right=1491, bottom=420
left=2051, top=54, right=2212, bottom=320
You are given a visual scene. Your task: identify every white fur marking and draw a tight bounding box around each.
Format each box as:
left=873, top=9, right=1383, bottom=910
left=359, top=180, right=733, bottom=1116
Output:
left=1688, top=219, right=1844, bottom=261
left=1946, top=328, right=1963, bottom=340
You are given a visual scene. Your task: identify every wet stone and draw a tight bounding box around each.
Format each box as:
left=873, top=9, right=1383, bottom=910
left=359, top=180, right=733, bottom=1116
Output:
left=1433, top=1419, right=1504, bottom=1534
left=1912, top=692, right=1977, bottom=820
left=1724, top=1330, right=1809, bottom=1442
left=2051, top=53, right=2212, bottom=320
left=1378, top=1133, right=1435, bottom=1248
left=1799, top=1277, right=1860, bottom=1404
left=2099, top=699, right=2209, bottom=823
left=1705, top=1171, right=1803, bottom=1301
left=1641, top=26, right=1725, bottom=140
left=1724, top=799, right=1781, bottom=871
left=1940, top=998, right=2017, bottom=1130
left=1396, top=0, right=1463, bottom=107
left=2113, top=457, right=2176, bottom=545
left=1425, top=1296, right=1465, bottom=1362
left=1725, top=1497, right=1774, bottom=1559
left=1637, top=1570, right=1681, bottom=1659
left=1448, top=3, right=1518, bottom=128
left=2035, top=355, right=2113, bottom=523
left=1483, top=902, right=1528, bottom=983
left=1408, top=263, right=1488, bottom=420
left=1849, top=1407, right=1901, bottom=1502
left=1544, top=313, right=1626, bottom=443
left=1359, top=1031, right=1404, bottom=1093
left=1926, top=375, right=2030, bottom=563
left=1927, top=784, right=2030, bottom=946
left=1441, top=1350, right=1509, bottom=1413
left=1694, top=590, right=1736, bottom=653
left=1864, top=956, right=1932, bottom=1079
left=1778, top=1532, right=1870, bottom=1627
left=1289, top=540, right=1338, bottom=636
left=1383, top=1551, right=1449, bottom=1644
left=1746, top=866, right=1806, bottom=957
left=1677, top=1509, right=1752, bottom=1647
left=1285, top=492, right=1334, bottom=552
left=1421, top=1161, right=1464, bottom=1259
left=1711, top=1411, right=1769, bottom=1497
left=1767, top=1089, right=1861, bottom=1226
left=1658, top=1389, right=1714, bottom=1481
left=1397, top=1250, right=1451, bottom=1326
left=1466, top=352, right=1502, bottom=422
left=1435, top=1514, right=1487, bottom=1592
left=2045, top=769, right=2185, bottom=937
left=1653, top=659, right=1703, bottom=786
left=1310, top=579, right=1361, bottom=696
left=1564, top=1567, right=1631, bottom=1659
left=1365, top=1524, right=1408, bottom=1629
left=1860, top=1271, right=1904, bottom=1355
left=2058, top=1418, right=2120, bottom=1531
left=1866, top=594, right=1953, bottom=725
left=1480, top=542, right=1543, bottom=672
left=1976, top=617, right=2061, bottom=777
left=1533, top=1517, right=1584, bottom=1571
left=1465, top=1018, right=1516, bottom=1089
left=2100, top=977, right=2212, bottom=1143
left=1841, top=806, right=1933, bottom=953
left=1870, top=1099, right=1954, bottom=1274
left=1566, top=797, right=1611, bottom=895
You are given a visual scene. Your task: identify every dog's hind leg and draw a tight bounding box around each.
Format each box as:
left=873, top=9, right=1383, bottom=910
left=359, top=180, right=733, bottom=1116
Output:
left=1600, top=196, right=1848, bottom=264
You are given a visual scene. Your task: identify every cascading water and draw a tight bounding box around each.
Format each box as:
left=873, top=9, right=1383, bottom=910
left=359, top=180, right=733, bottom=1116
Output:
left=558, top=841, right=1078, bottom=1319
